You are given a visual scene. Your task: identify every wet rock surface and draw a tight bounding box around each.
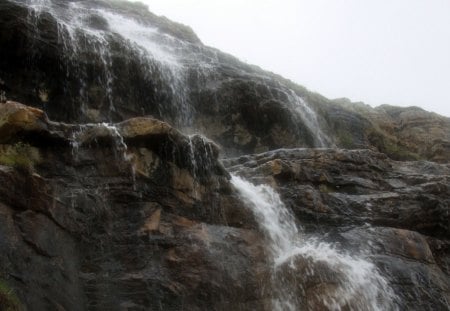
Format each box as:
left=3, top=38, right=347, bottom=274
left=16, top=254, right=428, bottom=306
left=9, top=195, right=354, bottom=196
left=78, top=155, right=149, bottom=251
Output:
left=0, top=103, right=448, bottom=310
left=225, top=148, right=450, bottom=310
left=0, top=103, right=268, bottom=310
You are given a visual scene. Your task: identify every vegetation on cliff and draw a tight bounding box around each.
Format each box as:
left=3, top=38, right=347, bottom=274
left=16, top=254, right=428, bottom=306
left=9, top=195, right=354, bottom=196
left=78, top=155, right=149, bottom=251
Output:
left=0, top=280, right=22, bottom=311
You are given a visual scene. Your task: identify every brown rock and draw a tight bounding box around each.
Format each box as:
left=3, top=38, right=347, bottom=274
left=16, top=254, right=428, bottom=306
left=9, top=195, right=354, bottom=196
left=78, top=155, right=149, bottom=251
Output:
left=0, top=101, right=48, bottom=143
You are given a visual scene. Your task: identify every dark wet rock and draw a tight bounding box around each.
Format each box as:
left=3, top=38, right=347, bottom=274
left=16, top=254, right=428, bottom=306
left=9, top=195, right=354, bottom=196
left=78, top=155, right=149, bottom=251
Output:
left=225, top=148, right=449, bottom=238
left=275, top=256, right=349, bottom=310
left=342, top=227, right=450, bottom=311
left=226, top=148, right=450, bottom=309
left=0, top=101, right=449, bottom=310
left=0, top=103, right=267, bottom=310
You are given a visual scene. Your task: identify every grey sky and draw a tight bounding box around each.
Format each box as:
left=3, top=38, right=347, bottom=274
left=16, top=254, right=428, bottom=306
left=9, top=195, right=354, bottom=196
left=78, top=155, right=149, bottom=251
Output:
left=141, top=0, right=450, bottom=117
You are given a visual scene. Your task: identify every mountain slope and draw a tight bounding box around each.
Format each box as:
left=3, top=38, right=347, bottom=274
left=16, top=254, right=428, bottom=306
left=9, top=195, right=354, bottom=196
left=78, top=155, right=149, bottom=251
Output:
left=0, top=0, right=448, bottom=161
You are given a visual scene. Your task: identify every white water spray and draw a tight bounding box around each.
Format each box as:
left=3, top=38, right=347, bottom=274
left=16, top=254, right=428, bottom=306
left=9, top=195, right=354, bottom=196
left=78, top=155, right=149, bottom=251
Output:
left=231, top=175, right=398, bottom=311
left=16, top=0, right=195, bottom=124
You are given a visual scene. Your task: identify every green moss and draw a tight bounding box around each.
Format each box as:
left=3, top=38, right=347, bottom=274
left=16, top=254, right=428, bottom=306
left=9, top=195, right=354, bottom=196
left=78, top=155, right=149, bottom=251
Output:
left=383, top=140, right=421, bottom=161
left=0, top=143, right=41, bottom=171
left=0, top=91, right=6, bottom=103
left=0, top=280, right=22, bottom=311
left=336, top=129, right=354, bottom=149
left=0, top=114, right=7, bottom=128
left=319, top=184, right=335, bottom=193
left=367, top=129, right=421, bottom=161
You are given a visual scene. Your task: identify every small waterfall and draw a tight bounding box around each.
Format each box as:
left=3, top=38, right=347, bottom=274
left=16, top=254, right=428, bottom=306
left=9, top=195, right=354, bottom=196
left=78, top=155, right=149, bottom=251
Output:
left=187, top=134, right=217, bottom=177
left=94, top=7, right=193, bottom=124
left=70, top=124, right=89, bottom=160
left=286, top=90, right=331, bottom=148
left=70, top=122, right=129, bottom=162
left=70, top=122, right=137, bottom=186
left=231, top=175, right=398, bottom=311
left=247, top=78, right=331, bottom=148
left=186, top=134, right=220, bottom=198
left=101, top=123, right=128, bottom=156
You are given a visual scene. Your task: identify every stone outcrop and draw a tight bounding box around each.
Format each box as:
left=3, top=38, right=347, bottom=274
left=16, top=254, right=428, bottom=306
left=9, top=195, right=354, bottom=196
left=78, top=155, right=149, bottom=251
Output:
left=332, top=99, right=450, bottom=162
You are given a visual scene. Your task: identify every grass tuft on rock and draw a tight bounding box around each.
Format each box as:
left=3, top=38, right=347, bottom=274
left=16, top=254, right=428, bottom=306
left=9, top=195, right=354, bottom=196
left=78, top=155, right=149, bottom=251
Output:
left=0, top=280, right=22, bottom=311
left=0, top=142, right=41, bottom=171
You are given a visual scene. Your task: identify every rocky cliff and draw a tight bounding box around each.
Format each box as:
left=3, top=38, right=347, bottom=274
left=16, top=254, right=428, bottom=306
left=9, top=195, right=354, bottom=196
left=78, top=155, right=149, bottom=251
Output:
left=1, top=0, right=449, bottom=161
left=0, top=1, right=449, bottom=310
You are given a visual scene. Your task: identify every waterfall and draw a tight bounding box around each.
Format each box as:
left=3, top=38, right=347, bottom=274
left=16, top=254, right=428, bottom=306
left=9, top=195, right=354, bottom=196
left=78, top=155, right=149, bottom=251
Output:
left=231, top=175, right=398, bottom=311
left=286, top=90, right=331, bottom=147
left=14, top=0, right=332, bottom=144
left=15, top=0, right=195, bottom=124
left=247, top=78, right=332, bottom=148
left=70, top=122, right=131, bottom=165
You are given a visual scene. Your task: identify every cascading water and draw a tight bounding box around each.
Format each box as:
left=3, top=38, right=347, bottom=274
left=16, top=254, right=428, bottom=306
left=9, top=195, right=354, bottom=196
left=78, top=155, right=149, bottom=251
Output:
left=14, top=0, right=332, bottom=145
left=3, top=1, right=449, bottom=310
left=247, top=78, right=332, bottom=148
left=16, top=0, right=195, bottom=124
left=70, top=122, right=134, bottom=178
left=69, top=122, right=139, bottom=204
left=93, top=7, right=193, bottom=123
left=286, top=90, right=331, bottom=148
left=231, top=175, right=398, bottom=311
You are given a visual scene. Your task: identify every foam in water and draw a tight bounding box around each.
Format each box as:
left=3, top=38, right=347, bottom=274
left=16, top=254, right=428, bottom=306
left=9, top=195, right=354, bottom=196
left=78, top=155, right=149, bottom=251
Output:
left=231, top=174, right=398, bottom=311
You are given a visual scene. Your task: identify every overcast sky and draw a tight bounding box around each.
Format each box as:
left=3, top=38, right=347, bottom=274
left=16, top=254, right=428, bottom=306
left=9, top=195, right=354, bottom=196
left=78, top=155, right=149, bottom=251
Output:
left=140, top=0, right=450, bottom=117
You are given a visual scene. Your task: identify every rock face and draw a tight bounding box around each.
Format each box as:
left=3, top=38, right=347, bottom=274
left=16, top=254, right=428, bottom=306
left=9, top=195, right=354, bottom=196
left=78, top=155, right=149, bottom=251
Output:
left=225, top=148, right=450, bottom=310
left=0, top=102, right=448, bottom=310
left=0, top=0, right=449, bottom=310
left=332, top=99, right=450, bottom=162
left=0, top=102, right=268, bottom=310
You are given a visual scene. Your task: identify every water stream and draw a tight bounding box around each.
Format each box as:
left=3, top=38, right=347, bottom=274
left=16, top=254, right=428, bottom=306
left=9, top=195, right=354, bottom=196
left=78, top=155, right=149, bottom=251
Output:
left=16, top=0, right=332, bottom=145
left=231, top=175, right=398, bottom=311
